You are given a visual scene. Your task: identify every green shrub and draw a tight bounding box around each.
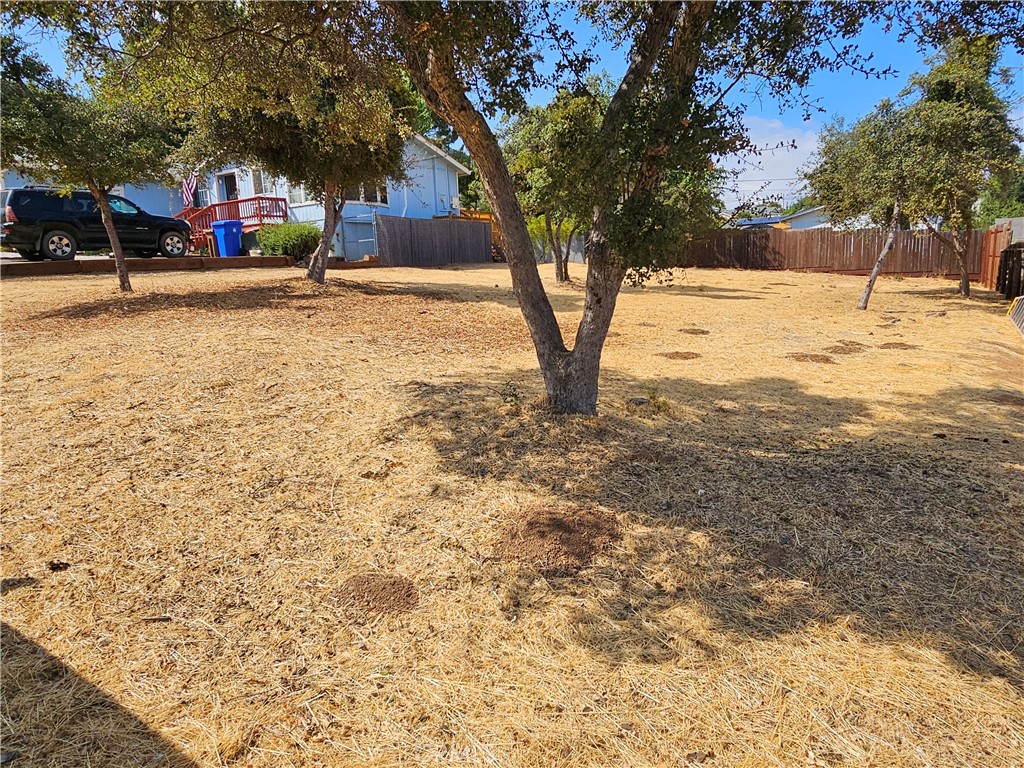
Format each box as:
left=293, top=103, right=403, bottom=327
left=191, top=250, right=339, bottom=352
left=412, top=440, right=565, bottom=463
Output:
left=257, top=222, right=321, bottom=258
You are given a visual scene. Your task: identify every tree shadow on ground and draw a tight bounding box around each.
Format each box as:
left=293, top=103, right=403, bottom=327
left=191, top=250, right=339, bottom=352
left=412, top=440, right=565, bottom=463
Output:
left=627, top=283, right=771, bottom=300
left=398, top=373, right=1023, bottom=685
left=25, top=276, right=583, bottom=322
left=1, top=622, right=198, bottom=767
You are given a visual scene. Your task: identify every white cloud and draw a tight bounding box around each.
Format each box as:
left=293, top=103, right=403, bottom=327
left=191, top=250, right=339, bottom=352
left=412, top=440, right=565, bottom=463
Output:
left=718, top=117, right=819, bottom=211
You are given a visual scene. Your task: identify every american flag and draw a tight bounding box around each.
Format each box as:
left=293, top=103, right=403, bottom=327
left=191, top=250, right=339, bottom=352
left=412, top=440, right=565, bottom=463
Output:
left=182, top=171, right=199, bottom=208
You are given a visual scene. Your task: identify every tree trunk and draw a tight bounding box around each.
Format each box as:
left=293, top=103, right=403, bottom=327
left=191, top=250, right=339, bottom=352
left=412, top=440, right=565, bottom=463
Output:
left=554, top=216, right=568, bottom=283
left=306, top=184, right=340, bottom=285
left=953, top=230, right=970, bottom=297
left=87, top=181, right=132, bottom=293
left=564, top=224, right=580, bottom=282
left=545, top=212, right=565, bottom=282
left=857, top=198, right=902, bottom=311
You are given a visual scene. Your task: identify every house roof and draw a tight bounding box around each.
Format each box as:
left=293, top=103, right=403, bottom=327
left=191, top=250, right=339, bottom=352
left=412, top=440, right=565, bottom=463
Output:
left=780, top=205, right=825, bottom=222
left=411, top=134, right=472, bottom=177
left=735, top=215, right=785, bottom=228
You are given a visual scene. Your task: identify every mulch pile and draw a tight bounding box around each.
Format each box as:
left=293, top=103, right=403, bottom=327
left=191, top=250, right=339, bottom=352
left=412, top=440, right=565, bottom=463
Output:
left=495, top=506, right=620, bottom=576
left=334, top=574, right=418, bottom=617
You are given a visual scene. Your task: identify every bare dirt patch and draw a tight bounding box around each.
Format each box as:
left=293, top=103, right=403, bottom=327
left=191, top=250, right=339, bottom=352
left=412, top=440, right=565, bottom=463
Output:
left=495, top=506, right=620, bottom=576
left=787, top=353, right=837, bottom=364
left=678, top=327, right=711, bottom=335
left=334, top=574, right=418, bottom=617
left=656, top=351, right=702, bottom=360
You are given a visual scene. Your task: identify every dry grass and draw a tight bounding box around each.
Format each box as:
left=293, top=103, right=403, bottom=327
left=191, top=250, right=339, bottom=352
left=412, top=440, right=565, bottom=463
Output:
left=2, top=264, right=1022, bottom=768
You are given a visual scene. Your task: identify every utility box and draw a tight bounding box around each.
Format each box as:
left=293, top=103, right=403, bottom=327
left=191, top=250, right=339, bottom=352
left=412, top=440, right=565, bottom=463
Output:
left=211, top=220, right=243, bottom=257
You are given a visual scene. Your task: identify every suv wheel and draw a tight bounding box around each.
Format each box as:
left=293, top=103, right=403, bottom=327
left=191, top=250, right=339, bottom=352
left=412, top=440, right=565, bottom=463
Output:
left=41, top=230, right=78, bottom=260
left=159, top=230, right=188, bottom=258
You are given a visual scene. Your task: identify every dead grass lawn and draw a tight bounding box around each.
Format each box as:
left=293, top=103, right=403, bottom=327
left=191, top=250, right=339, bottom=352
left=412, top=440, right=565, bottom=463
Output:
left=2, top=264, right=1022, bottom=767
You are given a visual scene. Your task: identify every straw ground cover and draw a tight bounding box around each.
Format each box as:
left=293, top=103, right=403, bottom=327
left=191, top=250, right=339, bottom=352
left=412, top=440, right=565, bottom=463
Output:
left=1, top=264, right=1021, bottom=767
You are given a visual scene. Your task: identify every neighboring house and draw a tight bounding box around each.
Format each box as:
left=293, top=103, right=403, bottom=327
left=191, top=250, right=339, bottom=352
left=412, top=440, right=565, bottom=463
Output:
left=190, top=134, right=471, bottom=259
left=735, top=206, right=830, bottom=230
left=1, top=169, right=185, bottom=217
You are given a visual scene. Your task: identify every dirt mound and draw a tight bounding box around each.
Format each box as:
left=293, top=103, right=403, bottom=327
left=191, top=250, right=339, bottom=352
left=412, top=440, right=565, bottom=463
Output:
left=656, top=351, right=702, bottom=360
left=788, top=353, right=836, bottom=364
left=678, top=328, right=711, bottom=335
left=879, top=342, right=919, bottom=350
left=496, top=506, right=620, bottom=576
left=824, top=340, right=868, bottom=355
left=334, top=574, right=418, bottom=616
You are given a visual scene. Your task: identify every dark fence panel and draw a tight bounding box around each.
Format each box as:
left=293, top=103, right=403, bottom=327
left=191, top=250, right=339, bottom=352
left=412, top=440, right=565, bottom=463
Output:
left=376, top=215, right=492, bottom=267
left=682, top=228, right=984, bottom=277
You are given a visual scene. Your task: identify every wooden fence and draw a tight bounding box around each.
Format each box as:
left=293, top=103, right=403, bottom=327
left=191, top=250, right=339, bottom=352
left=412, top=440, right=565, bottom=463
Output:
left=980, top=220, right=1014, bottom=290
left=682, top=228, right=983, bottom=277
left=376, top=215, right=492, bottom=267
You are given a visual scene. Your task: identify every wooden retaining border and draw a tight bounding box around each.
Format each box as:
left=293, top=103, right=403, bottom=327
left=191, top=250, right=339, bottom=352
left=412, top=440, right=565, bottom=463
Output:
left=0, top=255, right=385, bottom=278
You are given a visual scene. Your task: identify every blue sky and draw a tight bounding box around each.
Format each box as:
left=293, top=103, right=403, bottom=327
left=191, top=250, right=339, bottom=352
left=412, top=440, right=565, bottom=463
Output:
left=19, top=11, right=1022, bottom=212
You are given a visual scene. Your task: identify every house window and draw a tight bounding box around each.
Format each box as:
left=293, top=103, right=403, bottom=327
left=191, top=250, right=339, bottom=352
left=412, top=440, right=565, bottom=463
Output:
left=252, top=169, right=275, bottom=197
left=344, top=183, right=388, bottom=206
left=195, top=183, right=210, bottom=208
left=288, top=183, right=308, bottom=205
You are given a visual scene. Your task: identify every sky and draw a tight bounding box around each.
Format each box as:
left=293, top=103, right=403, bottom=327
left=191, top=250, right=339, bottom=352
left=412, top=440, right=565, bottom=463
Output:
left=17, top=9, right=1023, bottom=213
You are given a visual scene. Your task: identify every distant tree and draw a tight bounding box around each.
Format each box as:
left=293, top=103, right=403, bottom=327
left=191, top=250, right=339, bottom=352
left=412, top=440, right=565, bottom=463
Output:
left=902, top=37, right=1021, bottom=297
left=781, top=194, right=819, bottom=216
left=184, top=77, right=412, bottom=283
left=0, top=34, right=178, bottom=292
left=806, top=100, right=913, bottom=309
left=975, top=156, right=1024, bottom=229
left=503, top=84, right=607, bottom=282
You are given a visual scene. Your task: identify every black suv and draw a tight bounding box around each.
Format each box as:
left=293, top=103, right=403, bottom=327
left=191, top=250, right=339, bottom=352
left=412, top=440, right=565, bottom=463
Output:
left=1, top=187, right=192, bottom=260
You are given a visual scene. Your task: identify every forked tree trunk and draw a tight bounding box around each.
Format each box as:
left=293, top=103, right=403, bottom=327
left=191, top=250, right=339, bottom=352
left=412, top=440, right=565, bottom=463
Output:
left=87, top=181, right=132, bottom=293
left=387, top=1, right=701, bottom=414
left=307, top=185, right=340, bottom=285
left=857, top=198, right=902, bottom=311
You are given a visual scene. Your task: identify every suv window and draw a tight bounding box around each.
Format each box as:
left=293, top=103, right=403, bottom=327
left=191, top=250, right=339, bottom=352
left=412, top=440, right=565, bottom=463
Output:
left=11, top=190, right=64, bottom=216
left=67, top=192, right=97, bottom=214
left=109, top=197, right=141, bottom=215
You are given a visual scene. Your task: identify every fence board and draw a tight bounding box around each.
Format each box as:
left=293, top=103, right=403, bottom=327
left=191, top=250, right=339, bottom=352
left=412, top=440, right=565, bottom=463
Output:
left=682, top=228, right=983, bottom=278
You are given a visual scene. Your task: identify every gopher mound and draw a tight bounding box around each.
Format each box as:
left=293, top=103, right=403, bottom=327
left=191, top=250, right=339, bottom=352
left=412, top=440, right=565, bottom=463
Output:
left=879, top=342, right=918, bottom=350
left=824, top=340, right=868, bottom=355
left=788, top=353, right=836, bottom=364
left=496, top=506, right=620, bottom=576
left=335, top=574, right=418, bottom=616
left=656, top=351, right=702, bottom=360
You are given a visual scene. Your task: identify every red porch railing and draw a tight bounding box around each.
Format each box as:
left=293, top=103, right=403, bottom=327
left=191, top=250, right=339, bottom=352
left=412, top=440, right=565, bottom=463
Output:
left=174, top=196, right=289, bottom=250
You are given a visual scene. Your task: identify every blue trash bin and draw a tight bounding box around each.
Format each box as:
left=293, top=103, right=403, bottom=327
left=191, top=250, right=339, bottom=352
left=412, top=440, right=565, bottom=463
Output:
left=211, top=219, right=243, bottom=257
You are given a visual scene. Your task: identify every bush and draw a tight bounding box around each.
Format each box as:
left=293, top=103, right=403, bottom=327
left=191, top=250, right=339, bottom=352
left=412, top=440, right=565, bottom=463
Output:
left=257, top=222, right=321, bottom=258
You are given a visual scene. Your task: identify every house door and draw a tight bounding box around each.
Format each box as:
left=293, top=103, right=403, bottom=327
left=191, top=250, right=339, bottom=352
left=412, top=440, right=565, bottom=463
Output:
left=218, top=173, right=239, bottom=201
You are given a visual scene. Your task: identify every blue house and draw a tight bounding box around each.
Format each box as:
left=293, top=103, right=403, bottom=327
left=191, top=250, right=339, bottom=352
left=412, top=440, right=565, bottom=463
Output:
left=189, top=134, right=471, bottom=259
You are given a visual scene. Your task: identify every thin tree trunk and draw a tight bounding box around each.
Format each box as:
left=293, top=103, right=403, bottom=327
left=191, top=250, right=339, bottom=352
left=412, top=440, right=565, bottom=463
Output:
left=544, top=212, right=564, bottom=282
left=564, top=224, right=580, bottom=281
left=87, top=181, right=132, bottom=293
left=554, top=216, right=568, bottom=283
left=953, top=230, right=970, bottom=297
left=307, top=184, right=340, bottom=285
left=857, top=198, right=902, bottom=310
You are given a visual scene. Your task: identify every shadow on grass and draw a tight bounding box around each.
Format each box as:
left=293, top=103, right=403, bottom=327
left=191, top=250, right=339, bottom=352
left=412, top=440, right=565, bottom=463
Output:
left=399, top=373, right=1023, bottom=685
left=1, top=622, right=198, bottom=767
left=27, top=276, right=584, bottom=321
